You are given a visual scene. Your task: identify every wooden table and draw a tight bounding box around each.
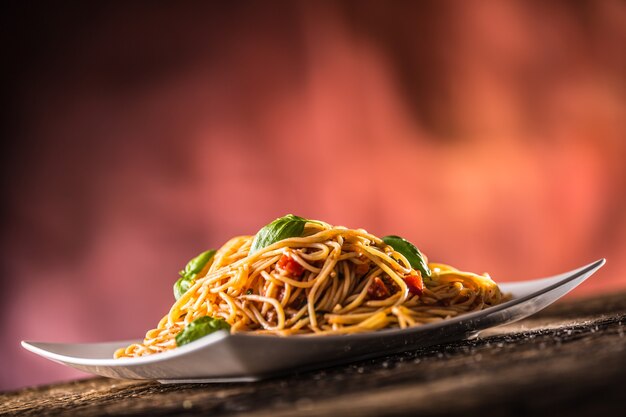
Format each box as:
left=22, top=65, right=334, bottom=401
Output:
left=2, top=292, right=625, bottom=417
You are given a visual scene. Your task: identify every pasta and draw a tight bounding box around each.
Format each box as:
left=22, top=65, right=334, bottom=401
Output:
left=115, top=215, right=507, bottom=358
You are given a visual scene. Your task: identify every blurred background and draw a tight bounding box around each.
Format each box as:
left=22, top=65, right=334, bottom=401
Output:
left=1, top=0, right=625, bottom=391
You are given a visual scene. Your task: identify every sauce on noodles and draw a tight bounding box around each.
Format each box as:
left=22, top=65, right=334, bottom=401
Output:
left=115, top=215, right=507, bottom=358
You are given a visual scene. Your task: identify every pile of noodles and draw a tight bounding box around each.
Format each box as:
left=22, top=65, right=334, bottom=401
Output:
left=115, top=220, right=506, bottom=358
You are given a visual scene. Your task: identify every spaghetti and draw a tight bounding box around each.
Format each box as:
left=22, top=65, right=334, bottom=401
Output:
left=115, top=216, right=507, bottom=358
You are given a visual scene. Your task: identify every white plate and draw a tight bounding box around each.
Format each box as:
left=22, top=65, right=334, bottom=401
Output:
left=22, top=259, right=605, bottom=383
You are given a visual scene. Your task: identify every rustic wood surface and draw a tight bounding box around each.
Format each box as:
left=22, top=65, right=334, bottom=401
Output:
left=2, top=292, right=625, bottom=417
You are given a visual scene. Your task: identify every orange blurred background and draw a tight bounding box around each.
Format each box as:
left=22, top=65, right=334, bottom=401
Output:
left=1, top=1, right=625, bottom=391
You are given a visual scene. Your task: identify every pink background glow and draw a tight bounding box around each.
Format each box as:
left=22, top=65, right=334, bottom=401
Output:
left=2, top=1, right=625, bottom=391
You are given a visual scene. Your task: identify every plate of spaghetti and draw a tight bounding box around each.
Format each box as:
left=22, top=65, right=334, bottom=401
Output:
left=22, top=215, right=605, bottom=382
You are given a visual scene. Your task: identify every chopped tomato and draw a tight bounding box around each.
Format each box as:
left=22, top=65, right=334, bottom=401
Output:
left=404, top=272, right=424, bottom=296
left=367, top=277, right=390, bottom=300
left=277, top=253, right=304, bottom=278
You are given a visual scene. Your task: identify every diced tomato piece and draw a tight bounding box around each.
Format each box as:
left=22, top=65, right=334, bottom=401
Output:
left=367, top=277, right=391, bottom=300
left=404, top=273, right=424, bottom=295
left=277, top=254, right=304, bottom=278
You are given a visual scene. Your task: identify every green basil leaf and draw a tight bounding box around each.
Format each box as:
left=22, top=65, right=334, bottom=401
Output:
left=249, top=214, right=309, bottom=254
left=174, top=276, right=193, bottom=301
left=382, top=235, right=431, bottom=278
left=174, top=249, right=216, bottom=300
left=182, top=249, right=216, bottom=278
left=175, top=316, right=231, bottom=347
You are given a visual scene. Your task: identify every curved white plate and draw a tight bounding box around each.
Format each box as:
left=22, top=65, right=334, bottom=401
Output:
left=22, top=259, right=605, bottom=383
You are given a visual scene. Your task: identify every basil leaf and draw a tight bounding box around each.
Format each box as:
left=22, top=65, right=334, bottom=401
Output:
left=174, top=276, right=193, bottom=301
left=382, top=235, right=431, bottom=278
left=249, top=214, right=309, bottom=254
left=183, top=250, right=216, bottom=278
left=174, top=249, right=216, bottom=300
left=175, top=316, right=231, bottom=347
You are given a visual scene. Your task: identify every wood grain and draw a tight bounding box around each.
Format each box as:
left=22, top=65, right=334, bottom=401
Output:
left=2, top=292, right=625, bottom=417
